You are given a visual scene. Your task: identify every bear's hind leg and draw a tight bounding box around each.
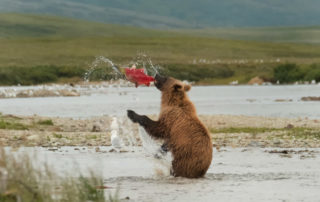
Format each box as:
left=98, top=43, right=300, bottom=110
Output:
left=172, top=158, right=206, bottom=178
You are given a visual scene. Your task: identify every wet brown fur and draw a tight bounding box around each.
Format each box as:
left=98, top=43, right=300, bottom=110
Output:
left=127, top=77, right=212, bottom=178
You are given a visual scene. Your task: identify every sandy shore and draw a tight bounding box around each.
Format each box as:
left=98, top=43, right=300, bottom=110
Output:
left=1, top=114, right=319, bottom=148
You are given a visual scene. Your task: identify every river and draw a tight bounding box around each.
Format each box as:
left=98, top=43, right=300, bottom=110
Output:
left=0, top=85, right=319, bottom=118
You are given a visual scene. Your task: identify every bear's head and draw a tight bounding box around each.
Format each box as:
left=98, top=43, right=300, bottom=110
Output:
left=154, top=74, right=191, bottom=106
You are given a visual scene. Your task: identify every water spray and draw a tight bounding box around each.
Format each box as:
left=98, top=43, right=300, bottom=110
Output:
left=84, top=54, right=162, bottom=87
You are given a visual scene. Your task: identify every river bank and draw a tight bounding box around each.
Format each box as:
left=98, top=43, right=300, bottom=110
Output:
left=1, top=114, right=319, bottom=148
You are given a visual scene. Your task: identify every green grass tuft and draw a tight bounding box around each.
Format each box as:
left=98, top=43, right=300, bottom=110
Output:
left=53, top=133, right=63, bottom=139
left=282, top=128, right=320, bottom=140
left=210, top=127, right=320, bottom=140
left=0, top=120, right=28, bottom=130
left=37, top=119, right=54, bottom=126
left=86, top=135, right=98, bottom=140
left=210, top=127, right=282, bottom=134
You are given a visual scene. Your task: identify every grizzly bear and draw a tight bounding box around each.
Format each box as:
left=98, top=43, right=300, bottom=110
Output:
left=127, top=74, right=212, bottom=178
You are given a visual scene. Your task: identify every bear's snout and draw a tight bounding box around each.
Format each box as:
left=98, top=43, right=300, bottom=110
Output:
left=154, top=74, right=167, bottom=90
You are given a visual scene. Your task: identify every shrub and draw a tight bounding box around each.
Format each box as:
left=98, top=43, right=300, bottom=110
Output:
left=161, top=64, right=234, bottom=82
left=37, top=119, right=54, bottom=126
left=273, top=63, right=304, bottom=83
left=57, top=66, right=86, bottom=78
left=0, top=66, right=86, bottom=85
left=304, top=64, right=320, bottom=82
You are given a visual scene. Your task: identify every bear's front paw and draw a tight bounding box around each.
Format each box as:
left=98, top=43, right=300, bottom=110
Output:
left=127, top=110, right=138, bottom=123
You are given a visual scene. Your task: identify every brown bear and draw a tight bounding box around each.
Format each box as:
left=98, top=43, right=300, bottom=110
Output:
left=127, top=74, right=212, bottom=178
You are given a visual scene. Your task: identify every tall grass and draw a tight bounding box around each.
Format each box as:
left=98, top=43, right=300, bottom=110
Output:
left=0, top=148, right=117, bottom=202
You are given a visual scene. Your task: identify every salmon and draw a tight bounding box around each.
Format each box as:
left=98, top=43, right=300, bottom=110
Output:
left=124, top=68, right=155, bottom=87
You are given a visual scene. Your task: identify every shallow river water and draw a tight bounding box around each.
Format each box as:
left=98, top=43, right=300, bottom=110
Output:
left=6, top=147, right=320, bottom=202
left=0, top=85, right=319, bottom=118
left=2, top=85, right=320, bottom=201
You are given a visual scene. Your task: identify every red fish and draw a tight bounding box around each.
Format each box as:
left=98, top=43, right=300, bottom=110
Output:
left=124, top=68, right=155, bottom=87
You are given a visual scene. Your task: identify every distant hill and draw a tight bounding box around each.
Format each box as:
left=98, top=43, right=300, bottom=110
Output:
left=1, top=13, right=320, bottom=45
left=1, top=13, right=320, bottom=85
left=0, top=0, right=320, bottom=28
left=0, top=13, right=174, bottom=38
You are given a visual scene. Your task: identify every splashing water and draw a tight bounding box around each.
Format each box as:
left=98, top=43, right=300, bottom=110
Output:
left=84, top=54, right=161, bottom=82
left=129, top=53, right=161, bottom=77
left=138, top=126, right=172, bottom=176
left=84, top=56, right=124, bottom=82
left=138, top=126, right=160, bottom=154
left=85, top=55, right=170, bottom=174
left=118, top=117, right=138, bottom=152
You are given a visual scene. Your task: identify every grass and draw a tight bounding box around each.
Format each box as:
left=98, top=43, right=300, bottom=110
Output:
left=0, top=148, right=118, bottom=202
left=181, top=26, right=320, bottom=44
left=0, top=120, right=29, bottom=130
left=210, top=127, right=282, bottom=134
left=86, top=135, right=98, bottom=140
left=210, top=127, right=320, bottom=140
left=0, top=115, right=55, bottom=130
left=53, top=133, right=63, bottom=139
left=3, top=34, right=320, bottom=67
left=0, top=114, right=28, bottom=130
left=0, top=13, right=175, bottom=39
left=37, top=119, right=54, bottom=126
left=279, top=128, right=320, bottom=140
left=1, top=13, right=320, bottom=85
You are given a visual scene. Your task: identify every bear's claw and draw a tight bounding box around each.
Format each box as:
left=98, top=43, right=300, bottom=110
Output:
left=127, top=110, right=138, bottom=123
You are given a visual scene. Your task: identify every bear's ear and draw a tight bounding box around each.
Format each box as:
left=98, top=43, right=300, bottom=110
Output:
left=173, top=84, right=183, bottom=91
left=184, top=84, right=191, bottom=92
